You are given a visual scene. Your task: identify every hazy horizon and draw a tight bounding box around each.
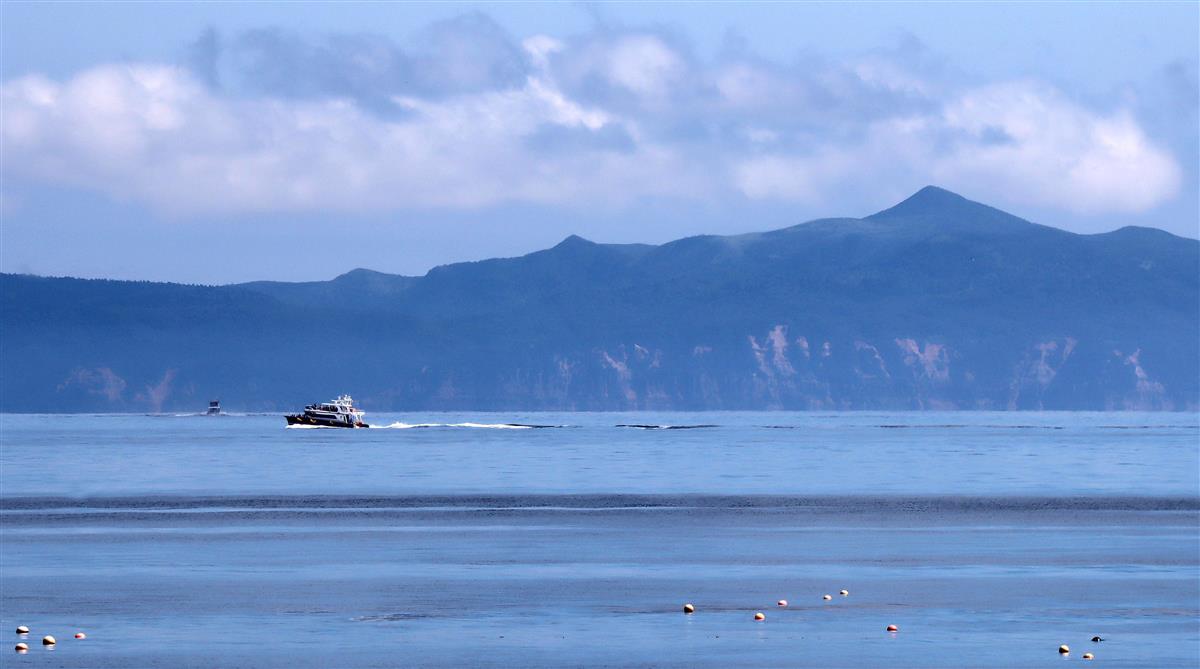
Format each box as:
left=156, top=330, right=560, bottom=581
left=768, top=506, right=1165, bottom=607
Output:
left=5, top=184, right=1197, bottom=286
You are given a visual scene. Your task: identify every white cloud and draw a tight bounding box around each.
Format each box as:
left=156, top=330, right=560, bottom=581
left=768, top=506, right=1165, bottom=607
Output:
left=733, top=81, right=1181, bottom=214
left=1, top=63, right=700, bottom=214
left=715, top=63, right=792, bottom=110
left=936, top=82, right=1181, bottom=213
left=0, top=31, right=1184, bottom=220
left=735, top=150, right=857, bottom=203
left=522, top=35, right=563, bottom=69
left=605, top=35, right=685, bottom=96
left=852, top=58, right=932, bottom=96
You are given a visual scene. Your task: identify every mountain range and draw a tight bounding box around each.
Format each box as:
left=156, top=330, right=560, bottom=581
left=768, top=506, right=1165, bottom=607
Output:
left=3, top=186, right=1197, bottom=412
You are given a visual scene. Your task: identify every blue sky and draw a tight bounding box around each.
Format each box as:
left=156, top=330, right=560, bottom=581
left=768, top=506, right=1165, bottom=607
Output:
left=2, top=2, right=1197, bottom=283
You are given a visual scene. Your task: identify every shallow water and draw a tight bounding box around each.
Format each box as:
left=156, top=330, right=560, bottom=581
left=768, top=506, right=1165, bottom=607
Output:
left=1, top=412, right=1197, bottom=667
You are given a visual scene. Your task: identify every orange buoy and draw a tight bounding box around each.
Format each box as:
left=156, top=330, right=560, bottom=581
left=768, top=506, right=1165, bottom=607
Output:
left=840, top=589, right=849, bottom=596
left=14, top=643, right=28, bottom=652
left=74, top=632, right=86, bottom=640
left=754, top=612, right=765, bottom=621
left=1059, top=644, right=1070, bottom=654
left=1082, top=653, right=1094, bottom=660
left=15, top=626, right=28, bottom=635
left=822, top=594, right=832, bottom=600
left=682, top=603, right=695, bottom=614
left=886, top=624, right=898, bottom=632
left=777, top=599, right=788, bottom=607
left=41, top=636, right=55, bottom=646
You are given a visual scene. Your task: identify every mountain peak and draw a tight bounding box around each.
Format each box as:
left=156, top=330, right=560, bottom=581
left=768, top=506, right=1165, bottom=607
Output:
left=911, top=184, right=966, bottom=202
left=552, top=234, right=597, bottom=250
left=333, top=268, right=386, bottom=281
left=866, top=185, right=1041, bottom=235
left=874, top=185, right=971, bottom=217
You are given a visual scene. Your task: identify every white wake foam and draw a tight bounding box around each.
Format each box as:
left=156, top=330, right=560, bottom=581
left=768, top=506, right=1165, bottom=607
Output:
left=373, top=422, right=533, bottom=430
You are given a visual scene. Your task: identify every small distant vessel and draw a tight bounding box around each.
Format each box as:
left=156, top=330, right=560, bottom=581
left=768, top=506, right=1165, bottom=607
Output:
left=285, top=395, right=369, bottom=428
left=205, top=400, right=222, bottom=416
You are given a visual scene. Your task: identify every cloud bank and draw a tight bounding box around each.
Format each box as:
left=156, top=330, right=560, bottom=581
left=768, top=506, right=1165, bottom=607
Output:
left=0, top=15, right=1185, bottom=217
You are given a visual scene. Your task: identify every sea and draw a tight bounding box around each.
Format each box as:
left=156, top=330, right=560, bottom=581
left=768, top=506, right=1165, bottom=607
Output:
left=1, top=411, right=1197, bottom=668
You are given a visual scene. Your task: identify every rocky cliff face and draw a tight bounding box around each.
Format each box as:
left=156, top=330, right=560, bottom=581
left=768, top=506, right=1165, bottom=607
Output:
left=382, top=332, right=1182, bottom=411
left=3, top=187, right=1197, bottom=412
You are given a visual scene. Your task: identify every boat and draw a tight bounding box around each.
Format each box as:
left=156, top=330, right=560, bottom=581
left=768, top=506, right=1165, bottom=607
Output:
left=285, top=395, right=369, bottom=428
left=205, top=400, right=222, bottom=416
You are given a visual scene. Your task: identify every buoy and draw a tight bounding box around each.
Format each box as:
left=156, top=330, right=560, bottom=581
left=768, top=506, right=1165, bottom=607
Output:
left=42, top=635, right=55, bottom=646
left=754, top=612, right=765, bottom=621
left=14, top=643, right=28, bottom=652
left=777, top=599, right=788, bottom=607
left=683, top=603, right=695, bottom=614
left=840, top=589, right=849, bottom=596
left=1059, top=644, right=1070, bottom=654
left=1091, top=636, right=1103, bottom=642
left=822, top=594, right=832, bottom=600
left=1082, top=653, right=1094, bottom=660
left=74, top=632, right=86, bottom=640
left=15, top=626, right=28, bottom=635
left=886, top=624, right=898, bottom=632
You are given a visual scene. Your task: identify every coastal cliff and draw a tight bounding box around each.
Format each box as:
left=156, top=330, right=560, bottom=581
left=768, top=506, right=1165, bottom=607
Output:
left=4, top=187, right=1196, bottom=412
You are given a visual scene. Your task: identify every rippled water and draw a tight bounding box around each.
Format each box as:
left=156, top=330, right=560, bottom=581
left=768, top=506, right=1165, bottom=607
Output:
left=1, top=412, right=1197, bottom=667
left=2, top=411, right=1197, bottom=497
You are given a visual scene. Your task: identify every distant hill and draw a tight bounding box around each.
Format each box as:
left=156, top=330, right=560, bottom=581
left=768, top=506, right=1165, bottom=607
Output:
left=3, top=186, right=1197, bottom=412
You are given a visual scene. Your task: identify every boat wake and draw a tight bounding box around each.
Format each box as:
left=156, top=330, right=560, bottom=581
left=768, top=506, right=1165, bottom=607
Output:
left=372, top=422, right=561, bottom=430
left=616, top=424, right=719, bottom=430
left=283, top=421, right=563, bottom=430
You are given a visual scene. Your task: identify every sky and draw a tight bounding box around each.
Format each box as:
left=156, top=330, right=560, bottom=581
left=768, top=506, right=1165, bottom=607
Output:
left=1, top=1, right=1197, bottom=284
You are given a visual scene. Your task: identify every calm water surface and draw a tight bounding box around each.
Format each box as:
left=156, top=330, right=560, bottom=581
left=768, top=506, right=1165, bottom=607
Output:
left=1, top=412, right=1197, bottom=667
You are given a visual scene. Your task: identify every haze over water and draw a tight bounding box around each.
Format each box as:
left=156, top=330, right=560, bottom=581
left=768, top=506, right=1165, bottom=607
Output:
left=1, top=412, right=1197, bottom=667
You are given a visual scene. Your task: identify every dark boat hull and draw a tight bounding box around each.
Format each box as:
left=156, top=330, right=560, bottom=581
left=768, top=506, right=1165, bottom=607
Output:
left=285, top=414, right=369, bottom=428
